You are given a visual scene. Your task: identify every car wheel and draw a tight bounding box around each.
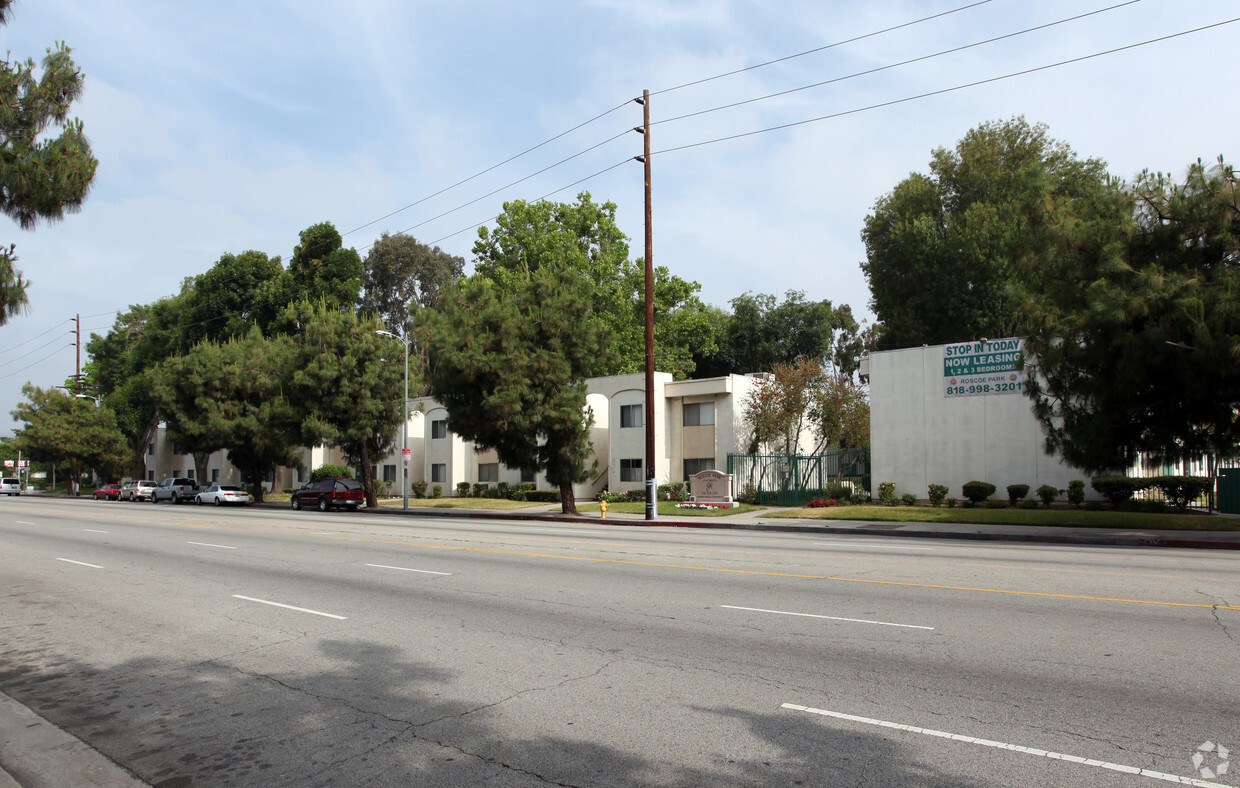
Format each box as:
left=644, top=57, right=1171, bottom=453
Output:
left=317, top=497, right=330, bottom=512
left=214, top=498, right=222, bottom=507
left=151, top=493, right=158, bottom=503
left=291, top=496, right=301, bottom=510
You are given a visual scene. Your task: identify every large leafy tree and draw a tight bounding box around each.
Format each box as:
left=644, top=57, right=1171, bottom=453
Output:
left=0, top=2, right=97, bottom=322
left=1023, top=156, right=1240, bottom=471
left=419, top=266, right=613, bottom=514
left=742, top=357, right=870, bottom=456
left=148, top=328, right=303, bottom=499
left=283, top=303, right=405, bottom=508
left=10, top=384, right=128, bottom=483
left=473, top=192, right=709, bottom=378
left=862, top=117, right=1109, bottom=349
left=359, top=231, right=464, bottom=331
left=180, top=250, right=288, bottom=347
left=285, top=222, right=363, bottom=309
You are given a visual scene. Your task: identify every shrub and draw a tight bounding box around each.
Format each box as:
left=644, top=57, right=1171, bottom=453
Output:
left=945, top=497, right=958, bottom=508
left=806, top=498, right=840, bottom=508
left=497, top=481, right=510, bottom=498
left=658, top=482, right=687, bottom=501
left=1090, top=476, right=1152, bottom=506
left=1006, top=484, right=1030, bottom=505
left=624, top=489, right=646, bottom=503
left=522, top=490, right=561, bottom=503
left=1017, top=499, right=1039, bottom=510
left=824, top=482, right=854, bottom=501
left=900, top=493, right=917, bottom=506
left=597, top=491, right=627, bottom=503
left=471, top=483, right=487, bottom=498
left=310, top=464, right=353, bottom=482
left=849, top=488, right=870, bottom=505
left=411, top=480, right=428, bottom=499
left=1149, top=475, right=1212, bottom=512
left=961, top=481, right=996, bottom=506
left=878, top=481, right=897, bottom=506
left=1036, top=484, right=1058, bottom=508
left=986, top=499, right=1009, bottom=509
left=431, top=485, right=442, bottom=498
left=737, top=483, right=758, bottom=504
left=1067, top=479, right=1085, bottom=507
left=455, top=481, right=470, bottom=497
left=927, top=484, right=949, bottom=507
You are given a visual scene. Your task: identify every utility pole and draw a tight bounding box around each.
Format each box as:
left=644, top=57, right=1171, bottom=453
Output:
left=73, top=313, right=80, bottom=496
left=634, top=90, right=657, bottom=521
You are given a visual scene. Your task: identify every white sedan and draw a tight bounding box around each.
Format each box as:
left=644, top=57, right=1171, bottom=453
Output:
left=194, top=484, right=252, bottom=506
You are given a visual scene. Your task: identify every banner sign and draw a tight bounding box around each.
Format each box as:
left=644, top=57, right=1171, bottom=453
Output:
left=3, top=460, right=11, bottom=468
left=944, top=337, right=1025, bottom=398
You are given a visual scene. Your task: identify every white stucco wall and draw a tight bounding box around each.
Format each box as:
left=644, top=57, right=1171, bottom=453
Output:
left=869, top=344, right=1090, bottom=501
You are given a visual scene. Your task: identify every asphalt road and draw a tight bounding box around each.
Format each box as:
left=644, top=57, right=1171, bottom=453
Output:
left=1, top=497, right=1237, bottom=787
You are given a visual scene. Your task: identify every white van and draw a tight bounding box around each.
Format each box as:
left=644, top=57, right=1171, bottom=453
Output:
left=1, top=477, right=21, bottom=495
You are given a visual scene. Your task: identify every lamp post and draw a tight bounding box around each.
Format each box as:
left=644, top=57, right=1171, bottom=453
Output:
left=375, top=329, right=410, bottom=510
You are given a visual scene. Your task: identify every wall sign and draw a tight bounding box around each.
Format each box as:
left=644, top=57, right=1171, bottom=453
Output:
left=943, top=337, right=1025, bottom=398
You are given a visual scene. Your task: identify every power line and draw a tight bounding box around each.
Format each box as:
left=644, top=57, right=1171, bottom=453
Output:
left=652, top=17, right=1240, bottom=158
left=0, top=318, right=71, bottom=356
left=652, top=1, right=1141, bottom=129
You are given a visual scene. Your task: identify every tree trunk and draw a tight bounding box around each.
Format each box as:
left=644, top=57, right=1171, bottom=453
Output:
left=559, top=479, right=577, bottom=514
left=359, top=442, right=377, bottom=508
left=192, top=450, right=212, bottom=488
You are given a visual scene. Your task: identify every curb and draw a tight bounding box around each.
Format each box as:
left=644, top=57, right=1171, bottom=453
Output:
left=0, top=691, right=146, bottom=787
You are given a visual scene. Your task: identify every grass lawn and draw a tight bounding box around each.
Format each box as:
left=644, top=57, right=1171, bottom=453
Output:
left=763, top=504, right=1239, bottom=530
left=376, top=497, right=550, bottom=511
left=576, top=501, right=764, bottom=517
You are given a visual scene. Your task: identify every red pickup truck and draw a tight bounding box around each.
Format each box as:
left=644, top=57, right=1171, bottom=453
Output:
left=290, top=478, right=364, bottom=512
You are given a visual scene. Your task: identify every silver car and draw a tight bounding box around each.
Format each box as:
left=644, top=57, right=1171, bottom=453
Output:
left=1, top=477, right=20, bottom=496
left=194, top=484, right=251, bottom=506
left=121, top=480, right=158, bottom=502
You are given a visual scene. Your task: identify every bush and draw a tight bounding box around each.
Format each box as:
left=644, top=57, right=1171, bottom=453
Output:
left=522, top=490, right=561, bottom=503
left=1036, top=484, right=1058, bottom=508
left=1149, top=475, right=1212, bottom=511
left=411, top=480, right=428, bottom=499
left=431, top=485, right=442, bottom=498
left=878, top=481, right=897, bottom=506
left=1006, top=484, right=1030, bottom=505
left=471, top=483, right=487, bottom=498
left=824, top=482, right=854, bottom=501
left=961, top=481, right=996, bottom=506
left=455, top=481, right=470, bottom=497
left=806, top=498, right=841, bottom=508
left=945, top=497, right=958, bottom=508
left=986, top=499, right=1009, bottom=509
left=658, top=482, right=687, bottom=502
left=1090, top=476, right=1152, bottom=506
left=624, top=489, right=646, bottom=503
left=1017, top=499, right=1039, bottom=510
left=497, top=481, right=510, bottom=499
left=310, top=464, right=353, bottom=482
left=850, top=487, right=870, bottom=505
left=597, top=491, right=627, bottom=503
left=737, top=483, right=758, bottom=504
left=927, top=484, right=949, bottom=507
left=900, top=493, right=917, bottom=506
left=1067, top=480, right=1085, bottom=507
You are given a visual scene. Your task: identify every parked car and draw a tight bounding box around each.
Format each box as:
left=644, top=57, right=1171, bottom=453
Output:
left=195, top=484, right=251, bottom=506
left=151, top=477, right=199, bottom=504
left=290, top=478, right=364, bottom=512
left=121, top=480, right=158, bottom=502
left=1, top=477, right=20, bottom=496
left=93, top=483, right=123, bottom=501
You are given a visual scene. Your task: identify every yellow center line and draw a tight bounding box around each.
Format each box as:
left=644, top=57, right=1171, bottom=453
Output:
left=39, top=507, right=1240, bottom=612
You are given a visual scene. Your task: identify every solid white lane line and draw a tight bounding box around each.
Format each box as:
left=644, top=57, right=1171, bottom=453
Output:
left=527, top=528, right=604, bottom=535
left=231, top=595, right=347, bottom=620
left=187, top=541, right=237, bottom=550
left=57, top=558, right=102, bottom=569
left=782, top=704, right=1228, bottom=787
left=84, top=529, right=109, bottom=534
left=365, top=563, right=452, bottom=576
left=722, top=605, right=934, bottom=631
left=814, top=541, right=934, bottom=551
left=17, top=521, right=34, bottom=525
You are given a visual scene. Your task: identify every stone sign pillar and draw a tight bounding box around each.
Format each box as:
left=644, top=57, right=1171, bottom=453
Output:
left=689, top=469, right=735, bottom=508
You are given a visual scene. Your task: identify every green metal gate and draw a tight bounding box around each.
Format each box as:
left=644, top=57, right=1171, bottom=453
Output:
left=1217, top=468, right=1240, bottom=514
left=727, top=450, right=870, bottom=506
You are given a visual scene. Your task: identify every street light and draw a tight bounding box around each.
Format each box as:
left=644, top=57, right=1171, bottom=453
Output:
left=375, top=329, right=410, bottom=510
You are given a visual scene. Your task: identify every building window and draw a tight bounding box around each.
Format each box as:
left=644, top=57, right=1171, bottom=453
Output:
left=478, top=463, right=499, bottom=483
left=520, top=467, right=536, bottom=484
left=683, top=457, right=715, bottom=481
left=620, top=458, right=642, bottom=482
left=383, top=464, right=397, bottom=483
left=620, top=404, right=642, bottom=428
left=148, top=442, right=154, bottom=456
left=294, top=467, right=302, bottom=483
left=172, top=469, right=180, bottom=478
left=370, top=464, right=378, bottom=482
left=684, top=402, right=715, bottom=426
left=431, top=419, right=447, bottom=439
left=211, top=469, right=220, bottom=482
left=186, top=469, right=194, bottom=479
left=148, top=470, right=155, bottom=481
left=431, top=463, right=446, bottom=483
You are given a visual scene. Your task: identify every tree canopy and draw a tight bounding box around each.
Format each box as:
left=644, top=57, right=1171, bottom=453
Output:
left=10, top=384, right=128, bottom=482
left=419, top=265, right=612, bottom=513
left=0, top=2, right=98, bottom=322
left=861, top=117, right=1109, bottom=349
left=359, top=231, right=464, bottom=333
left=286, top=222, right=363, bottom=309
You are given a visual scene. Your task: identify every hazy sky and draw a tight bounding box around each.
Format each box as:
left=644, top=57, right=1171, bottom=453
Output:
left=1, top=0, right=1236, bottom=433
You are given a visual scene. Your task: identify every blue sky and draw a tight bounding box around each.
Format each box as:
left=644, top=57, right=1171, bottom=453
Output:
left=1, top=0, right=1237, bottom=433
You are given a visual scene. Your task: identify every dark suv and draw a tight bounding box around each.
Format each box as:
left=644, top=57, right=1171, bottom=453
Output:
left=152, top=477, right=199, bottom=504
left=290, top=478, right=364, bottom=512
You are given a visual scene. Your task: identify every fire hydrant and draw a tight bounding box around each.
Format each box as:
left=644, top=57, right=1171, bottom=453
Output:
left=600, top=500, right=608, bottom=519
